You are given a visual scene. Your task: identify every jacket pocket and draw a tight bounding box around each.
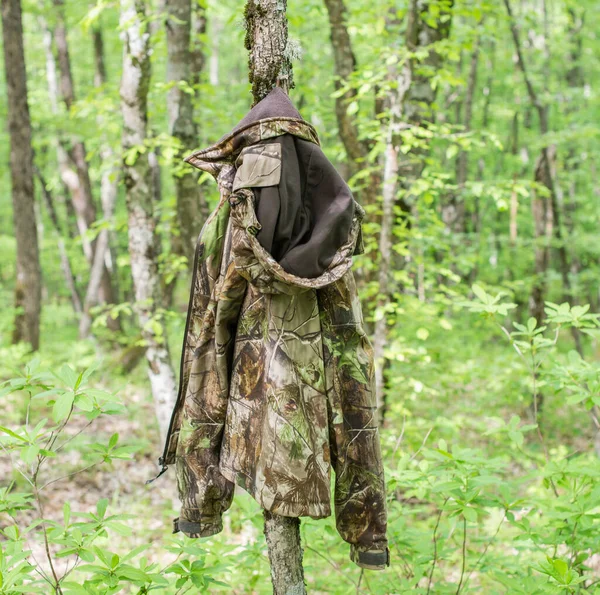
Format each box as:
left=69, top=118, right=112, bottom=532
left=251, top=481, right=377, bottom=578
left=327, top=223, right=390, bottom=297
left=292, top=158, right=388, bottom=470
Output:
left=232, top=143, right=282, bottom=192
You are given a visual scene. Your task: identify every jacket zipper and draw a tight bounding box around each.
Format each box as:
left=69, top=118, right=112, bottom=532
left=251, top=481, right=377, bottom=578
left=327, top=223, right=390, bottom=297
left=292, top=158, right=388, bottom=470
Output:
left=146, top=220, right=206, bottom=484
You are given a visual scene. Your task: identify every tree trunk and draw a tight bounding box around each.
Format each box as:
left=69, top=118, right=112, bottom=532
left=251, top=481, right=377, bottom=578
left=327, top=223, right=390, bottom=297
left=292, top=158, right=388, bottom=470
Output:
left=79, top=25, right=121, bottom=338
left=191, top=0, right=207, bottom=90
left=36, top=168, right=83, bottom=315
left=166, top=0, right=207, bottom=268
left=52, top=0, right=118, bottom=333
left=244, top=2, right=306, bottom=592
left=399, top=0, right=453, bottom=223
left=504, top=0, right=577, bottom=332
left=120, top=0, right=178, bottom=444
left=1, top=0, right=42, bottom=350
left=530, top=148, right=554, bottom=326
left=191, top=1, right=208, bottom=224
left=373, top=0, right=453, bottom=421
left=323, top=0, right=378, bottom=207
left=263, top=511, right=306, bottom=595
left=244, top=0, right=293, bottom=102
left=208, top=16, right=221, bottom=86
left=322, top=0, right=363, bottom=166
left=455, top=28, right=482, bottom=189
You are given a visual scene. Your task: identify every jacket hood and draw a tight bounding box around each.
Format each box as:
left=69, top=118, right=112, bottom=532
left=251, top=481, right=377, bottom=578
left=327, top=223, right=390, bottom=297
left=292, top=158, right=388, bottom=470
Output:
left=184, top=89, right=362, bottom=284
left=232, top=87, right=303, bottom=131
left=184, top=88, right=319, bottom=179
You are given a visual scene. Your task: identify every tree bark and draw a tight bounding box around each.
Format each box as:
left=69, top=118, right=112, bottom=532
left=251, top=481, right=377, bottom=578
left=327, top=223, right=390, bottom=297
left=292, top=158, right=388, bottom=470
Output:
left=1, top=0, right=42, bottom=350
left=322, top=0, right=362, bottom=166
left=455, top=28, right=482, bottom=189
left=208, top=16, right=221, bottom=86
left=120, top=0, right=178, bottom=443
left=263, top=511, right=306, bottom=595
left=166, top=0, right=207, bottom=267
left=191, top=1, right=208, bottom=225
left=244, top=0, right=293, bottom=102
left=244, top=2, right=306, bottom=592
left=398, top=0, right=453, bottom=224
left=191, top=0, right=207, bottom=91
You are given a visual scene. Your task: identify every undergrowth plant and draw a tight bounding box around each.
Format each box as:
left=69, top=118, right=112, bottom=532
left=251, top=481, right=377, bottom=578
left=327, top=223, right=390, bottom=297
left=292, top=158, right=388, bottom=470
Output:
left=0, top=361, right=229, bottom=594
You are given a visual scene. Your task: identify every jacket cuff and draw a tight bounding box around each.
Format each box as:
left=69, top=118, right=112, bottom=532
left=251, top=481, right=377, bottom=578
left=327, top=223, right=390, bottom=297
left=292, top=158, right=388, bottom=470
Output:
left=349, top=544, right=390, bottom=570
left=172, top=514, right=223, bottom=538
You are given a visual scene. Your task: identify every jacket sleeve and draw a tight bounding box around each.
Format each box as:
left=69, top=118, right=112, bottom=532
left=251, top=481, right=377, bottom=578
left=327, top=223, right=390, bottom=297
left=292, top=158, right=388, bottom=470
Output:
left=317, top=270, right=390, bottom=570
left=173, top=204, right=248, bottom=538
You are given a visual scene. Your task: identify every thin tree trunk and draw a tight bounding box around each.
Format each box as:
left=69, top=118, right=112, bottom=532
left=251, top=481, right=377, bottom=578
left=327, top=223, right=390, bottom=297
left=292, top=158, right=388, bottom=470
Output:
left=208, top=15, right=220, bottom=87
left=52, top=0, right=117, bottom=330
left=191, top=0, right=207, bottom=91
left=373, top=60, right=411, bottom=421
left=40, top=19, right=80, bottom=244
left=397, top=0, right=453, bottom=222
left=36, top=168, right=83, bottom=314
left=244, top=2, right=306, bottom=592
left=530, top=149, right=553, bottom=326
left=374, top=0, right=453, bottom=421
left=481, top=39, right=495, bottom=129
left=263, top=511, right=306, bottom=595
left=322, top=0, right=363, bottom=165
left=191, top=1, right=209, bottom=219
left=2, top=0, right=42, bottom=350
left=455, top=28, right=482, bottom=189
left=95, top=30, right=120, bottom=296
left=166, top=0, right=207, bottom=267
left=504, top=0, right=577, bottom=331
left=79, top=25, right=121, bottom=338
left=120, top=0, right=178, bottom=443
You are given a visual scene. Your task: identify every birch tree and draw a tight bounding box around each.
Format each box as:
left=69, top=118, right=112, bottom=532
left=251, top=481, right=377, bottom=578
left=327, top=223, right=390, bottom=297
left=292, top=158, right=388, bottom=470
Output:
left=120, top=0, right=178, bottom=443
left=2, top=0, right=42, bottom=350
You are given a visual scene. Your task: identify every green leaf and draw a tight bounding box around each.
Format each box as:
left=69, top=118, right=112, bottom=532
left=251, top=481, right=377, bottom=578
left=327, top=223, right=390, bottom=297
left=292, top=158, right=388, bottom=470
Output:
left=472, top=284, right=488, bottom=303
left=64, top=502, right=71, bottom=526
left=21, top=444, right=40, bottom=464
left=53, top=392, right=75, bottom=422
left=97, top=498, right=108, bottom=519
left=0, top=426, right=28, bottom=442
left=75, top=393, right=94, bottom=412
left=346, top=101, right=359, bottom=115
left=55, top=365, right=79, bottom=388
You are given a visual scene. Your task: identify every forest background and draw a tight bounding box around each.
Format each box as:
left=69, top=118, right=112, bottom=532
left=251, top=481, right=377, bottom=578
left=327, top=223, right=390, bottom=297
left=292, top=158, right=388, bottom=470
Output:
left=2, top=0, right=600, bottom=593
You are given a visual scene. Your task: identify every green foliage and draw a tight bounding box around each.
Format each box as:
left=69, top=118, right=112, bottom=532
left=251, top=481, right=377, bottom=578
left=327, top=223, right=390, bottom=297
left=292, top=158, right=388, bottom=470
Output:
left=0, top=365, right=229, bottom=594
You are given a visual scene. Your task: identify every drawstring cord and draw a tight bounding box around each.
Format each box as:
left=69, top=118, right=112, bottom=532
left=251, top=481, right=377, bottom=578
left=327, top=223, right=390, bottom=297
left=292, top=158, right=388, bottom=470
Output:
left=145, top=457, right=168, bottom=485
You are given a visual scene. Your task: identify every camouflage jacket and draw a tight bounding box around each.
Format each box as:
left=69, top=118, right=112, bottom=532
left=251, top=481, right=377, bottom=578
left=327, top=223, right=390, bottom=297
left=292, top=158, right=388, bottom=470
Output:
left=153, top=89, right=389, bottom=570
